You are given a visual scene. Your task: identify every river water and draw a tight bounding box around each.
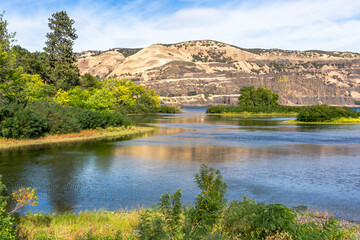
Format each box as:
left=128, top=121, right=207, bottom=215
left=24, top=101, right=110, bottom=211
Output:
left=0, top=107, right=359, bottom=221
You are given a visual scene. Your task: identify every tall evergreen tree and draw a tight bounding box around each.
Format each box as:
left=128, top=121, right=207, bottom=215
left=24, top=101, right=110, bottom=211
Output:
left=44, top=11, right=79, bottom=90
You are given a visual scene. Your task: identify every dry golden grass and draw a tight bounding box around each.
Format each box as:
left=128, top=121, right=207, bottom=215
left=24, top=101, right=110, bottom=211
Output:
left=0, top=126, right=154, bottom=151
left=17, top=210, right=143, bottom=239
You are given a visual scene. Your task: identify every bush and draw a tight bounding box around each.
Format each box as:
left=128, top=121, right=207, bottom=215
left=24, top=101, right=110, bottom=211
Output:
left=0, top=175, right=9, bottom=206
left=0, top=202, right=16, bottom=240
left=26, top=100, right=81, bottom=134
left=75, top=110, right=131, bottom=129
left=0, top=178, right=15, bottom=240
left=0, top=100, right=131, bottom=139
left=157, top=105, right=181, bottom=113
left=0, top=108, right=49, bottom=139
left=137, top=165, right=348, bottom=240
left=297, top=105, right=360, bottom=122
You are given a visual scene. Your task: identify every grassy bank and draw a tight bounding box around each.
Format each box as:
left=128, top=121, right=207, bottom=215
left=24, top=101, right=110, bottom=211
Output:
left=0, top=126, right=154, bottom=151
left=17, top=210, right=141, bottom=240
left=211, top=111, right=298, bottom=116
left=16, top=209, right=360, bottom=240
left=206, top=104, right=303, bottom=115
left=284, top=117, right=360, bottom=125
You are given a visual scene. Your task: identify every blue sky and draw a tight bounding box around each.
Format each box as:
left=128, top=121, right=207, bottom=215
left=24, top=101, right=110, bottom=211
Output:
left=1, top=0, right=360, bottom=52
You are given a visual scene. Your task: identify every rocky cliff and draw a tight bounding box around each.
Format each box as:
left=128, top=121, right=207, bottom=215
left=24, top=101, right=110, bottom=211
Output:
left=76, top=40, right=360, bottom=106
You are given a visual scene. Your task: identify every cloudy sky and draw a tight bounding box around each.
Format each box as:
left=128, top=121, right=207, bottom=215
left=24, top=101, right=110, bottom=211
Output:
left=1, top=0, right=360, bottom=52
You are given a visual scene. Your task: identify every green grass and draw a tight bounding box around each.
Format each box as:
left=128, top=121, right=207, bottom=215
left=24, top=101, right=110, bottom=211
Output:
left=17, top=210, right=141, bottom=240
left=15, top=208, right=360, bottom=240
left=284, top=117, right=360, bottom=125
left=0, top=126, right=155, bottom=151
left=211, top=111, right=298, bottom=116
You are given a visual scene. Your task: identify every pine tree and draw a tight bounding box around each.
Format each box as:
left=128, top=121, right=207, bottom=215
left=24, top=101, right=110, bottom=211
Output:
left=44, top=11, right=79, bottom=90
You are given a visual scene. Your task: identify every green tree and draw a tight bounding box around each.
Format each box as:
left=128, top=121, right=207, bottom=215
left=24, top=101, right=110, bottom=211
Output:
left=0, top=47, right=23, bottom=104
left=0, top=11, right=15, bottom=50
left=44, top=11, right=79, bottom=90
left=238, top=85, right=280, bottom=108
left=13, top=45, right=49, bottom=80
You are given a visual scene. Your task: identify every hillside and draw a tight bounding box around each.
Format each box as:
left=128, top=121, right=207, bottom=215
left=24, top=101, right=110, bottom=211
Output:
left=76, top=40, right=360, bottom=106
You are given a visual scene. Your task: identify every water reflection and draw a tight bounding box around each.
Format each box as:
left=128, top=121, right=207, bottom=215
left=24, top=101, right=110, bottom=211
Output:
left=0, top=110, right=359, bottom=222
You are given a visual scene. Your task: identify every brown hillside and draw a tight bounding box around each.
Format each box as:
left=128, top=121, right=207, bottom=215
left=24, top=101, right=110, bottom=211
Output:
left=76, top=40, right=360, bottom=106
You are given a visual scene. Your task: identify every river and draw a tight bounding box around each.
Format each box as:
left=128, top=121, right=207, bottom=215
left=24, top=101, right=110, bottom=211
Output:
left=0, top=107, right=359, bottom=222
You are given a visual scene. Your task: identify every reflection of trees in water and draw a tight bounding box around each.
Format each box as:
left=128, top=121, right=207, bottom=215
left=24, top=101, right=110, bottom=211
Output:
left=114, top=145, right=245, bottom=163
left=46, top=148, right=88, bottom=212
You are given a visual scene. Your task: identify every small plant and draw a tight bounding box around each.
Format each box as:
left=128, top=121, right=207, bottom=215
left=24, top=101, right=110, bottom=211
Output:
left=10, top=187, right=38, bottom=214
left=0, top=202, right=16, bottom=240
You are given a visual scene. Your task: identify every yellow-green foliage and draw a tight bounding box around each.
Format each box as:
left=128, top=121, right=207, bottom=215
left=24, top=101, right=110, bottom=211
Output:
left=17, top=210, right=141, bottom=240
left=56, top=78, right=160, bottom=111
left=335, top=117, right=360, bottom=123
left=21, top=74, right=56, bottom=102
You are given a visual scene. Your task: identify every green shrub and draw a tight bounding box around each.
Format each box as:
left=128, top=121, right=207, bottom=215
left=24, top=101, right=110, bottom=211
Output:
left=0, top=202, right=16, bottom=240
left=0, top=175, right=9, bottom=206
left=26, top=100, right=81, bottom=134
left=297, top=105, right=360, bottom=122
left=0, top=100, right=132, bottom=139
left=0, top=179, right=15, bottom=240
left=0, top=108, right=49, bottom=139
left=157, top=105, right=181, bottom=113
left=137, top=165, right=348, bottom=240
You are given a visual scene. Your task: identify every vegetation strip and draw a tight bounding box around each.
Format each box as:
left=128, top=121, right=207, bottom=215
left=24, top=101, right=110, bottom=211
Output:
left=285, top=119, right=360, bottom=125
left=0, top=126, right=154, bottom=151
left=2, top=165, right=358, bottom=240
left=211, top=112, right=298, bottom=116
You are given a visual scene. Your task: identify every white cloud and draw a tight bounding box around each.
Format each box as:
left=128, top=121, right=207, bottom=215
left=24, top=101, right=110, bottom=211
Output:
left=1, top=0, right=360, bottom=52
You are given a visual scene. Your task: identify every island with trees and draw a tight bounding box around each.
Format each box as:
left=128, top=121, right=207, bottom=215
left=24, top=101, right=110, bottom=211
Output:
left=206, top=86, right=360, bottom=124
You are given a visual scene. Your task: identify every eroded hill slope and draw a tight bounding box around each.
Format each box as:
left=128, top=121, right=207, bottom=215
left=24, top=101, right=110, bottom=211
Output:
left=76, top=40, right=360, bottom=106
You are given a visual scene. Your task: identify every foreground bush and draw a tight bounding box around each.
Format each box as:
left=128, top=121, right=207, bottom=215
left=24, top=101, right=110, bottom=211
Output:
left=0, top=176, right=16, bottom=240
left=297, top=105, right=360, bottom=122
left=137, top=165, right=348, bottom=240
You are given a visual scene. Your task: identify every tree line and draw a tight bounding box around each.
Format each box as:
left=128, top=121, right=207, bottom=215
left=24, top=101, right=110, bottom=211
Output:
left=0, top=11, right=178, bottom=139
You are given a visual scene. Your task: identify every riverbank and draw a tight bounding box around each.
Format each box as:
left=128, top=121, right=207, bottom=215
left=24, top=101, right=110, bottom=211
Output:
left=209, top=112, right=298, bottom=116
left=0, top=126, right=155, bottom=151
left=284, top=117, right=360, bottom=125
left=16, top=209, right=360, bottom=240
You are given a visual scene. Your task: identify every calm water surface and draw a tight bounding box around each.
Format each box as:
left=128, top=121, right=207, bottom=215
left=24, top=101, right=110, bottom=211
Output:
left=1, top=107, right=360, bottom=221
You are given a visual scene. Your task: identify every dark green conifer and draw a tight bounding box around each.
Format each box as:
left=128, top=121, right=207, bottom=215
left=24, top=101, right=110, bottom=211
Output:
left=44, top=11, right=79, bottom=90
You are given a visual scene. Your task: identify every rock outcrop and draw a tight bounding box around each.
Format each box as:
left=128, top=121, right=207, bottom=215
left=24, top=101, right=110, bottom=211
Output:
left=76, top=40, right=360, bottom=106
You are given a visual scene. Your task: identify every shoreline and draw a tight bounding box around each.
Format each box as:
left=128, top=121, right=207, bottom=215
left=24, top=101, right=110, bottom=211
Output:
left=207, top=112, right=298, bottom=116
left=284, top=119, right=360, bottom=125
left=0, top=126, right=155, bottom=151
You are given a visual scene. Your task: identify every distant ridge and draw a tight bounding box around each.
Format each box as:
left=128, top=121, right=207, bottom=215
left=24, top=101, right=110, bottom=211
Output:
left=76, top=40, right=360, bottom=107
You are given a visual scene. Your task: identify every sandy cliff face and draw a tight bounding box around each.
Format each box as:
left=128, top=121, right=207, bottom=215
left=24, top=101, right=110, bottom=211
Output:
left=76, top=40, right=360, bottom=106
